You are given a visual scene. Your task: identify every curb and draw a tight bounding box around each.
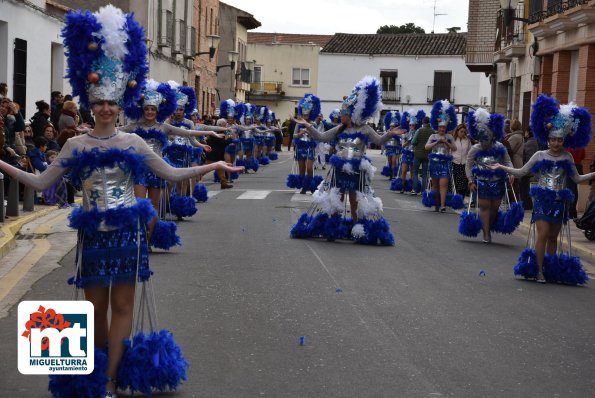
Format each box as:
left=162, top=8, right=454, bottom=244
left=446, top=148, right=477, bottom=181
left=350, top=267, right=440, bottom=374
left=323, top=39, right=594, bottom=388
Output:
left=0, top=206, right=61, bottom=259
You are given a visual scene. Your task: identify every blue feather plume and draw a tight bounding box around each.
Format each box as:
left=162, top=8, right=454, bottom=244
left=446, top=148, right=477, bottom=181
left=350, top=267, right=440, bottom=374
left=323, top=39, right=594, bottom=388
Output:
left=308, top=213, right=329, bottom=237
left=446, top=193, right=465, bottom=209
left=310, top=175, right=324, bottom=192
left=390, top=177, right=403, bottom=191
left=178, top=86, right=197, bottom=118
left=169, top=194, right=197, bottom=218
left=491, top=202, right=524, bottom=234
left=422, top=190, right=436, bottom=207
left=567, top=106, right=592, bottom=148
left=531, top=94, right=560, bottom=146
left=290, top=213, right=312, bottom=238
left=323, top=214, right=348, bottom=242
left=384, top=111, right=401, bottom=131
left=258, top=155, right=270, bottom=165
left=150, top=220, right=181, bottom=250
left=269, top=152, right=278, bottom=160
left=430, top=100, right=457, bottom=131
left=297, top=93, right=321, bottom=121
left=287, top=174, right=303, bottom=189
left=69, top=199, right=155, bottom=235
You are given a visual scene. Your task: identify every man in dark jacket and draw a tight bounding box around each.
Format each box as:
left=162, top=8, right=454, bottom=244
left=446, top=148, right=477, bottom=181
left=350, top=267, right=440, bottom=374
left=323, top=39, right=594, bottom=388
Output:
left=27, top=136, right=48, bottom=173
left=410, top=116, right=434, bottom=195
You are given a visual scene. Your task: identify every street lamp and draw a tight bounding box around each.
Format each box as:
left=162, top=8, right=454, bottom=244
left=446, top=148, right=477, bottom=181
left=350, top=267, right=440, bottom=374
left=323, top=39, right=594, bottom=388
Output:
left=499, top=0, right=528, bottom=25
left=195, top=34, right=220, bottom=60
left=244, top=60, right=255, bottom=72
left=216, top=51, right=239, bottom=72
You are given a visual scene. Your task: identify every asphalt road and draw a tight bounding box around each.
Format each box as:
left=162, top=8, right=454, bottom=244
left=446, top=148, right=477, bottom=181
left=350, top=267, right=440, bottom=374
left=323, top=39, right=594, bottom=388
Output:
left=2, top=151, right=594, bottom=397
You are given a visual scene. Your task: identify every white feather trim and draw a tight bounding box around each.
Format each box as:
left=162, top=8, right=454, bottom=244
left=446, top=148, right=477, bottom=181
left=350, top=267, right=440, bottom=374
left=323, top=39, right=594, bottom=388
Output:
left=440, top=99, right=451, bottom=111
left=359, top=158, right=376, bottom=179
left=356, top=191, right=383, bottom=218
left=342, top=162, right=355, bottom=174
left=351, top=223, right=366, bottom=238
left=352, top=75, right=381, bottom=125
left=168, top=80, right=180, bottom=90
left=145, top=79, right=159, bottom=91
left=473, top=108, right=490, bottom=128
left=95, top=5, right=128, bottom=59
left=559, top=103, right=576, bottom=117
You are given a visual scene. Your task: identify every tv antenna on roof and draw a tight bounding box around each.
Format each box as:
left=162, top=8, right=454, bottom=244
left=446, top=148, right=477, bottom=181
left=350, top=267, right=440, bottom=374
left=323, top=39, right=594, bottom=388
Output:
left=432, top=0, right=447, bottom=34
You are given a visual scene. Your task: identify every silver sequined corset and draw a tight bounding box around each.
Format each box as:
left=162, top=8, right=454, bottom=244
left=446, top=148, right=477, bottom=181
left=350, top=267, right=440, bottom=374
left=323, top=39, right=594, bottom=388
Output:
left=265, top=131, right=275, bottom=138
left=336, top=137, right=365, bottom=160
left=82, top=166, right=136, bottom=231
left=432, top=140, right=449, bottom=155
left=298, top=128, right=312, bottom=142
left=146, top=138, right=164, bottom=155
left=475, top=154, right=501, bottom=181
left=172, top=136, right=190, bottom=146
left=385, top=137, right=400, bottom=147
left=537, top=166, right=567, bottom=191
left=242, top=129, right=253, bottom=139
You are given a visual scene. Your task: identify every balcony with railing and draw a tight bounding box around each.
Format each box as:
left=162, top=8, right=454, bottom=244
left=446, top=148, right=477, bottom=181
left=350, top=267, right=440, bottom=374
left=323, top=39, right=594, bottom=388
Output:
left=494, top=4, right=527, bottom=63
left=427, top=85, right=455, bottom=103
left=529, top=0, right=594, bottom=37
left=382, top=85, right=401, bottom=102
left=247, top=81, right=285, bottom=100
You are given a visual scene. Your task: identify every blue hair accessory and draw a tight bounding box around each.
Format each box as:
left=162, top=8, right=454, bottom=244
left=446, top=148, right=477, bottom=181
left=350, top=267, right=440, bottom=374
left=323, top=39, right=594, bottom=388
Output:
left=298, top=93, right=321, bottom=120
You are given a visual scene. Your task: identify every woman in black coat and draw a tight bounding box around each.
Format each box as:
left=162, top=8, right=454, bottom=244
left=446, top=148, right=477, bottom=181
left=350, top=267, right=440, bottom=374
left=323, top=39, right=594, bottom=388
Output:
left=30, top=100, right=51, bottom=138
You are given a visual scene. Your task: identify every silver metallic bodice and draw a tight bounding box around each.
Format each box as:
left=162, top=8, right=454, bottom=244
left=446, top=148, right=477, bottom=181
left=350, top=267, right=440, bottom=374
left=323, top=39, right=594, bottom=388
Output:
left=242, top=129, right=253, bottom=139
left=265, top=131, right=275, bottom=138
left=146, top=138, right=164, bottom=156
left=385, top=137, right=401, bottom=147
left=537, top=166, right=567, bottom=191
left=82, top=165, right=136, bottom=231
left=172, top=135, right=190, bottom=146
left=432, top=140, right=449, bottom=155
left=475, top=153, right=500, bottom=181
left=336, top=136, right=365, bottom=160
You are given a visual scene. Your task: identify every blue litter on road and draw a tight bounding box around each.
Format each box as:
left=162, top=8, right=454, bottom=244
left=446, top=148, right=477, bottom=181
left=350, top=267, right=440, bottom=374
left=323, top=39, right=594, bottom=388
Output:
left=299, top=336, right=305, bottom=346
left=336, top=288, right=343, bottom=293
left=479, top=270, right=486, bottom=277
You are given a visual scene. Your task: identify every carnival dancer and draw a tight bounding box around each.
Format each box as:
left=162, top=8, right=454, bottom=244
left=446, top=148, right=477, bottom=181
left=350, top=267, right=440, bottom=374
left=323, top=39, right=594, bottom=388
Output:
left=380, top=111, right=401, bottom=180
left=314, top=113, right=330, bottom=170
left=214, top=99, right=241, bottom=187
left=1, top=6, right=243, bottom=398
left=264, top=110, right=281, bottom=160
left=121, top=79, right=223, bottom=249
left=458, top=108, right=522, bottom=243
left=255, top=106, right=270, bottom=165
left=391, top=109, right=425, bottom=193
left=286, top=93, right=323, bottom=194
left=164, top=83, right=228, bottom=219
left=491, top=94, right=594, bottom=284
left=237, top=103, right=260, bottom=172
left=290, top=76, right=402, bottom=245
left=422, top=100, right=464, bottom=212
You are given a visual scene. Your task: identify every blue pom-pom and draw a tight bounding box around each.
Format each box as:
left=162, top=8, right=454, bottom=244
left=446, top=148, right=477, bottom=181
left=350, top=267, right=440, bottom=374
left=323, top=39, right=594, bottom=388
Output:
left=192, top=183, right=208, bottom=203
left=269, top=152, right=278, bottom=160
left=307, top=213, right=329, bottom=237
left=258, top=156, right=270, bottom=165
left=544, top=253, right=589, bottom=285
left=287, top=174, right=303, bottom=189
left=381, top=165, right=393, bottom=177
left=446, top=193, right=465, bottom=209
left=458, top=211, right=482, bottom=237
left=213, top=173, right=220, bottom=183
left=150, top=220, right=181, bottom=250
left=290, top=213, right=312, bottom=238
left=302, top=175, right=313, bottom=192
left=169, top=195, right=197, bottom=218
left=404, top=178, right=414, bottom=192
left=310, top=175, right=323, bottom=192
left=422, top=191, right=436, bottom=207
left=323, top=214, right=348, bottom=241
left=491, top=202, right=524, bottom=234
left=514, top=248, right=539, bottom=279
left=49, top=347, right=108, bottom=398
left=118, top=330, right=188, bottom=395
left=390, top=177, right=402, bottom=191
left=230, top=171, right=239, bottom=180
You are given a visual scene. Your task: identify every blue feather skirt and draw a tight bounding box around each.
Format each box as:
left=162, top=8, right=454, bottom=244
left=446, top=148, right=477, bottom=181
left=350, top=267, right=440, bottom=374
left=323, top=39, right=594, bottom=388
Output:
left=400, top=149, right=414, bottom=166
left=384, top=145, right=401, bottom=157
left=530, top=186, right=573, bottom=224
left=477, top=179, right=506, bottom=200
left=428, top=154, right=452, bottom=178
left=67, top=200, right=155, bottom=288
left=118, top=329, right=188, bottom=395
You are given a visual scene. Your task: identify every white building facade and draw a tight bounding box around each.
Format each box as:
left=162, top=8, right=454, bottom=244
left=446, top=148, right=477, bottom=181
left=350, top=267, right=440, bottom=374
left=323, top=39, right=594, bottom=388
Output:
left=0, top=0, right=68, bottom=119
left=318, top=33, right=491, bottom=125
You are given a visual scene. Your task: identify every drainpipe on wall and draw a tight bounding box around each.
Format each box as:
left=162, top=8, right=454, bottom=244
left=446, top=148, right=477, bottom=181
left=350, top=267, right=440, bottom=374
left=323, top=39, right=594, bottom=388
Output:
left=507, top=79, right=513, bottom=119
left=490, top=63, right=497, bottom=113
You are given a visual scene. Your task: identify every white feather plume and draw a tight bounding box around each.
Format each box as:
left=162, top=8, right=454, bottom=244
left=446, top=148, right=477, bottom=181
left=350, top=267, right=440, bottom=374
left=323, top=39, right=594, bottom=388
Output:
left=168, top=80, right=180, bottom=90
left=473, top=107, right=491, bottom=128
left=145, top=79, right=159, bottom=91
left=342, top=162, right=355, bottom=174
left=440, top=99, right=451, bottom=111
left=351, top=223, right=366, bottom=239
left=559, top=102, right=576, bottom=117
left=359, top=158, right=376, bottom=179
left=95, top=5, right=128, bottom=59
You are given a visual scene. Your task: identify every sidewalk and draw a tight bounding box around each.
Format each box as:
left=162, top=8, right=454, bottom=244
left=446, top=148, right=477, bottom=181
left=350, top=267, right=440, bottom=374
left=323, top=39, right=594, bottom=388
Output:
left=0, top=204, right=67, bottom=259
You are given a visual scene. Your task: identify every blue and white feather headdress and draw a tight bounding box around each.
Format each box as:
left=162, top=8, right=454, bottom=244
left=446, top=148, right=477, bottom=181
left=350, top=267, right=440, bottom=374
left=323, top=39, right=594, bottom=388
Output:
left=341, top=76, right=382, bottom=126
left=168, top=80, right=197, bottom=118
left=125, top=79, right=176, bottom=123
left=61, top=5, right=148, bottom=108
left=400, top=109, right=426, bottom=130
left=530, top=94, right=592, bottom=148
left=329, top=109, right=341, bottom=124
left=383, top=111, right=401, bottom=131
left=430, top=100, right=457, bottom=132
left=234, top=103, right=246, bottom=123
left=467, top=108, right=505, bottom=142
left=297, top=93, right=321, bottom=121
left=243, top=103, right=256, bottom=121
left=257, top=106, right=269, bottom=123
left=266, top=111, right=276, bottom=124
left=220, top=99, right=236, bottom=119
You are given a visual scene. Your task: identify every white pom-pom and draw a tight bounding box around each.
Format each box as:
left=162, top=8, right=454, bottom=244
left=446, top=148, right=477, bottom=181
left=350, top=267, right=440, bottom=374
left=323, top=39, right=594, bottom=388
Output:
left=95, top=5, right=128, bottom=59
left=145, top=79, right=159, bottom=91
left=351, top=223, right=366, bottom=238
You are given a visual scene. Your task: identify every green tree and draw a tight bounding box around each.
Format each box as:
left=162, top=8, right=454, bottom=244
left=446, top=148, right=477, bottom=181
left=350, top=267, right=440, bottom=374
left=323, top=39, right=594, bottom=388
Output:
left=376, top=23, right=425, bottom=34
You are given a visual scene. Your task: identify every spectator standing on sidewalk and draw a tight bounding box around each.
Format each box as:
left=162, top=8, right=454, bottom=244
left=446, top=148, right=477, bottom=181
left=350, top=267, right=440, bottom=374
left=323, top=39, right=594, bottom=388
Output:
left=503, top=119, right=524, bottom=201
left=30, top=100, right=51, bottom=137
left=410, top=116, right=434, bottom=194
left=50, top=91, right=63, bottom=128
left=452, top=123, right=471, bottom=198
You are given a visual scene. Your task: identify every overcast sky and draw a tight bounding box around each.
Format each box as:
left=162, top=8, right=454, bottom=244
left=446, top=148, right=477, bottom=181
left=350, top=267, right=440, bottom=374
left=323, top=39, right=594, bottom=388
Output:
left=221, top=0, right=469, bottom=35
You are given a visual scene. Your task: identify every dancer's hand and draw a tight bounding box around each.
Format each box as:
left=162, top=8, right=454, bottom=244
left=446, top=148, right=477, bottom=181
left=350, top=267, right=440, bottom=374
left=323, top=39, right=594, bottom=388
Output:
left=488, top=163, right=501, bottom=170
left=293, top=118, right=310, bottom=127
left=508, top=175, right=515, bottom=184
left=202, top=144, right=212, bottom=152
left=217, top=160, right=244, bottom=173
left=468, top=181, right=477, bottom=192
left=211, top=132, right=225, bottom=139
left=389, top=127, right=404, bottom=136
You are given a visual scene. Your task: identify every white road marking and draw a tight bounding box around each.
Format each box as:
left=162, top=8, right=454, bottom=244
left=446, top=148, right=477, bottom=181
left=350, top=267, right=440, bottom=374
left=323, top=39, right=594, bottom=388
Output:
left=207, top=191, right=220, bottom=198
left=290, top=193, right=313, bottom=202
left=236, top=190, right=272, bottom=199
